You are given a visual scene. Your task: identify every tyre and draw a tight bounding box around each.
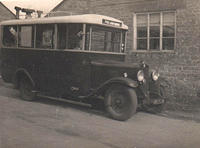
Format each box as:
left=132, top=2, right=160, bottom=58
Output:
left=105, top=85, right=137, bottom=121
left=19, top=77, right=36, bottom=101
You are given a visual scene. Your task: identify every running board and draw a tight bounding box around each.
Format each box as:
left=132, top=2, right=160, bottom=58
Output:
left=37, top=94, right=92, bottom=108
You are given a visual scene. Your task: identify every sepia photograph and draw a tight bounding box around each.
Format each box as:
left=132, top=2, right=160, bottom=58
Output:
left=0, top=0, right=200, bottom=147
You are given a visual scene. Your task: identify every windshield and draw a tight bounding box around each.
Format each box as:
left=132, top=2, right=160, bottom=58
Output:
left=86, top=25, right=126, bottom=53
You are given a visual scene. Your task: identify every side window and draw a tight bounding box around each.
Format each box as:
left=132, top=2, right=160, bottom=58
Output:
left=68, top=24, right=83, bottom=49
left=57, top=23, right=83, bottom=50
left=85, top=25, right=91, bottom=50
left=36, top=24, right=54, bottom=49
left=3, top=25, right=17, bottom=47
left=18, top=25, right=34, bottom=48
left=57, top=24, right=67, bottom=49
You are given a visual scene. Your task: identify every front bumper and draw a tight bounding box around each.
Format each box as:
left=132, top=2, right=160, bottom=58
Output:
left=151, top=99, right=165, bottom=105
left=141, top=79, right=165, bottom=105
left=149, top=79, right=165, bottom=105
left=149, top=92, right=165, bottom=105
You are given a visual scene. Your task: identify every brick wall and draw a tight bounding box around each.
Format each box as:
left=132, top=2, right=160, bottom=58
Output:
left=52, top=0, right=200, bottom=111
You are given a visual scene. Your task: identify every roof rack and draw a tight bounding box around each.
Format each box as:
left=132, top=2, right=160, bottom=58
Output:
left=15, top=6, right=43, bottom=19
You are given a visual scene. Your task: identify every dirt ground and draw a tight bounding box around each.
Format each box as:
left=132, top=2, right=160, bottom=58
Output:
left=1, top=79, right=200, bottom=148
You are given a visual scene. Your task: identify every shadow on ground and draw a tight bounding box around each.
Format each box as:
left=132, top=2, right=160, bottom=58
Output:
left=35, top=96, right=108, bottom=118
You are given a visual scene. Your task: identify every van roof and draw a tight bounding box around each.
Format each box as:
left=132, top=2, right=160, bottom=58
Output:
left=0, top=14, right=128, bottom=30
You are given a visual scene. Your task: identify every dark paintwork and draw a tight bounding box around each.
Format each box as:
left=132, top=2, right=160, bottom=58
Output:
left=1, top=48, right=129, bottom=92
left=1, top=47, right=162, bottom=105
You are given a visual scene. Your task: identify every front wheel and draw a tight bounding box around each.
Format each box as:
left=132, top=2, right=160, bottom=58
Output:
left=19, top=77, right=36, bottom=101
left=105, top=85, right=138, bottom=121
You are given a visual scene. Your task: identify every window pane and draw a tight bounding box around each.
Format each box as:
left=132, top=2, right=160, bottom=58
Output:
left=113, top=43, right=120, bottom=52
left=137, top=14, right=148, bottom=26
left=121, top=31, right=126, bottom=53
left=57, top=24, right=67, bottom=49
left=36, top=24, right=54, bottom=49
left=137, top=39, right=147, bottom=50
left=112, top=32, right=121, bottom=42
left=85, top=26, right=91, bottom=50
left=105, top=32, right=112, bottom=41
left=163, top=38, right=174, bottom=50
left=163, top=12, right=175, bottom=25
left=3, top=26, right=17, bottom=47
left=137, top=26, right=147, bottom=37
left=68, top=24, right=83, bottom=49
left=91, top=40, right=105, bottom=51
left=150, top=38, right=160, bottom=50
left=91, top=26, right=121, bottom=52
left=150, top=13, right=160, bottom=26
left=19, top=26, right=33, bottom=47
left=163, top=26, right=175, bottom=37
left=150, top=26, right=160, bottom=37
left=92, top=30, right=105, bottom=42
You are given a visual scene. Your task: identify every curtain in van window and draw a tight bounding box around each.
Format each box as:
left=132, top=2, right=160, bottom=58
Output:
left=19, top=26, right=33, bottom=47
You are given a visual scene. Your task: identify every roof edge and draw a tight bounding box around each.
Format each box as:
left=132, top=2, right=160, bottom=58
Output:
left=0, top=14, right=128, bottom=30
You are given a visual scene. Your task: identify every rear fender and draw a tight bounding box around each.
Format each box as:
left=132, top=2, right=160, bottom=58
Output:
left=13, top=68, right=35, bottom=88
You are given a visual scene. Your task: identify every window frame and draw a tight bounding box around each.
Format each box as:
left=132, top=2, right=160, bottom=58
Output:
left=2, top=25, right=18, bottom=48
left=35, top=24, right=55, bottom=49
left=1, top=23, right=127, bottom=54
left=88, top=25, right=126, bottom=53
left=133, top=11, right=176, bottom=52
left=18, top=25, right=34, bottom=48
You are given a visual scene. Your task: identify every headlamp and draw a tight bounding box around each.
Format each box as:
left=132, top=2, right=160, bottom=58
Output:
left=137, top=70, right=144, bottom=82
left=152, top=71, right=160, bottom=81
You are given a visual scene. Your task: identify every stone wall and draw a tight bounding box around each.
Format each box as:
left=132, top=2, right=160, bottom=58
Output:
left=52, top=0, right=200, bottom=111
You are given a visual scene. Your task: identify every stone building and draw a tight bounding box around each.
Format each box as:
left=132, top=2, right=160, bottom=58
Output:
left=51, top=0, right=200, bottom=111
left=0, top=2, right=16, bottom=21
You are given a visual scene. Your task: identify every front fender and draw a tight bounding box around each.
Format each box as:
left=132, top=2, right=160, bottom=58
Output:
left=91, top=77, right=138, bottom=96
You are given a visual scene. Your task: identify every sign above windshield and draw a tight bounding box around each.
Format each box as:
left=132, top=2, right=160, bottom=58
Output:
left=102, top=19, right=122, bottom=27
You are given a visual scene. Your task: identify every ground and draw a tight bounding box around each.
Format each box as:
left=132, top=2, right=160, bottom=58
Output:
left=0, top=79, right=200, bottom=148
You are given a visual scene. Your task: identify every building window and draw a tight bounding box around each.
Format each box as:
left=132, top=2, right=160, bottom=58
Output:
left=133, top=11, right=176, bottom=51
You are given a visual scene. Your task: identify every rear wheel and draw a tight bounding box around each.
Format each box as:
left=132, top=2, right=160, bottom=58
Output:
left=19, top=77, right=36, bottom=101
left=105, top=85, right=137, bottom=121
